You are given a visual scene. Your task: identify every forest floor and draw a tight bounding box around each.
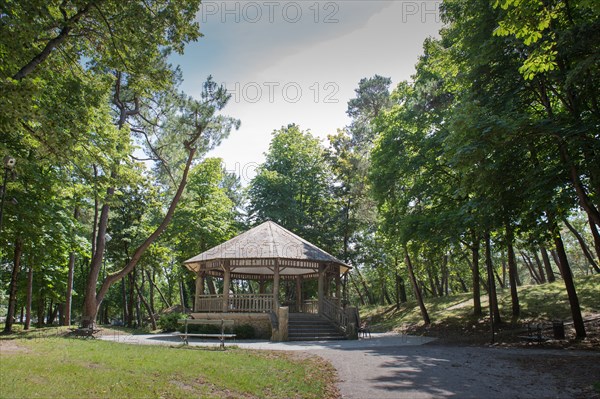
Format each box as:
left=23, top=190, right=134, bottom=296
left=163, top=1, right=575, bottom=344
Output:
left=362, top=274, right=600, bottom=350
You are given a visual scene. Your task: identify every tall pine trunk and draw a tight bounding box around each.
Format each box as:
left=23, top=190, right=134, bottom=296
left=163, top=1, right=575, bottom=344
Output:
left=63, top=252, right=76, bottom=326
left=404, top=245, right=430, bottom=325
left=4, top=239, right=23, bottom=333
left=471, top=235, right=482, bottom=316
left=484, top=233, right=501, bottom=326
left=588, top=215, right=600, bottom=263
left=540, top=246, right=556, bottom=282
left=505, top=225, right=520, bottom=318
left=552, top=223, right=586, bottom=338
left=24, top=265, right=33, bottom=330
left=563, top=218, right=600, bottom=273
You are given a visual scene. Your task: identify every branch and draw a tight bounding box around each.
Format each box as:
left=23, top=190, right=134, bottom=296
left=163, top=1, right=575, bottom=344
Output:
left=13, top=2, right=95, bottom=80
left=92, top=3, right=131, bottom=72
left=96, top=146, right=197, bottom=304
left=130, top=127, right=176, bottom=185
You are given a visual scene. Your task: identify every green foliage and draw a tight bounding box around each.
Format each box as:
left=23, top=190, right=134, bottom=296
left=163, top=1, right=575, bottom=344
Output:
left=178, top=323, right=222, bottom=334
left=234, top=324, right=256, bottom=339
left=157, top=312, right=187, bottom=332
left=248, top=124, right=338, bottom=252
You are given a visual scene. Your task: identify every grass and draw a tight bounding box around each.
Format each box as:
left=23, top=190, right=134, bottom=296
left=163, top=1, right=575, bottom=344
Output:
left=0, top=333, right=338, bottom=399
left=361, top=274, right=600, bottom=343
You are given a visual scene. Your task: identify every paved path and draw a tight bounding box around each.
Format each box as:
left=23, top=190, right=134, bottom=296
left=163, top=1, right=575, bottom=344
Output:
left=100, top=333, right=600, bottom=399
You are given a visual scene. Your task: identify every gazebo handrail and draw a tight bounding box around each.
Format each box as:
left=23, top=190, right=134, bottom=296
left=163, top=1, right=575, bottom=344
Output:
left=322, top=297, right=348, bottom=332
left=197, top=293, right=273, bottom=298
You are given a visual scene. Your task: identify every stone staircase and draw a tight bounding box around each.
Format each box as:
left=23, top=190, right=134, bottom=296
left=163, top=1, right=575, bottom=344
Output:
left=287, top=313, right=347, bottom=341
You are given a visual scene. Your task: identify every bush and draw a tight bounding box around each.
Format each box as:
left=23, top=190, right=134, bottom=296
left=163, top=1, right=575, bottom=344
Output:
left=158, top=313, right=186, bottom=332
left=234, top=324, right=256, bottom=339
left=178, top=323, right=222, bottom=334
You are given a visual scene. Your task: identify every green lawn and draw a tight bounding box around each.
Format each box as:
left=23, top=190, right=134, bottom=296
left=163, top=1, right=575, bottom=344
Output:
left=0, top=336, right=338, bottom=399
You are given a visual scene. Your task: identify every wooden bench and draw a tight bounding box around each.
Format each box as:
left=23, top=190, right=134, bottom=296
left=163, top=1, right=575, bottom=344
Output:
left=518, top=323, right=549, bottom=343
left=178, top=319, right=236, bottom=349
left=69, top=327, right=101, bottom=339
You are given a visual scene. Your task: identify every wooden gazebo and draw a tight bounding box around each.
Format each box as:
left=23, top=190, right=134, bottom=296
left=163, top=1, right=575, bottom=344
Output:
left=183, top=221, right=354, bottom=340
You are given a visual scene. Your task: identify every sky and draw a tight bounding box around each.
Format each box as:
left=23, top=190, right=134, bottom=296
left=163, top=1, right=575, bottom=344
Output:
left=171, top=0, right=443, bottom=184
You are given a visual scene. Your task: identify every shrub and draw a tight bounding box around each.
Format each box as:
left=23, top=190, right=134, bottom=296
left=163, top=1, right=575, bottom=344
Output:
left=158, top=313, right=186, bottom=332
left=234, top=324, right=256, bottom=339
left=178, top=323, right=222, bottom=334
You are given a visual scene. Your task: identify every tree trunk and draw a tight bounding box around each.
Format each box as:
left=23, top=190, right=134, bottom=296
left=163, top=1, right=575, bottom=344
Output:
left=532, top=251, right=547, bottom=283
left=550, top=250, right=563, bottom=278
left=395, top=272, right=407, bottom=305
left=588, top=215, right=600, bottom=263
left=127, top=272, right=135, bottom=327
left=64, top=252, right=76, bottom=326
left=121, top=277, right=128, bottom=325
left=506, top=225, right=520, bottom=318
left=563, top=218, right=600, bottom=273
left=82, top=146, right=196, bottom=325
left=12, top=3, right=93, bottom=80
left=135, top=281, right=157, bottom=330
left=179, top=279, right=187, bottom=311
left=456, top=272, right=469, bottom=293
left=24, top=265, right=33, bottom=330
left=47, top=303, right=58, bottom=325
left=146, top=269, right=171, bottom=308
left=404, top=245, right=430, bottom=325
left=471, top=235, right=482, bottom=316
left=521, top=252, right=541, bottom=284
left=148, top=270, right=155, bottom=314
left=207, top=276, right=217, bottom=295
left=64, top=206, right=80, bottom=326
left=540, top=246, right=556, bottom=282
left=36, top=290, right=45, bottom=328
left=382, top=282, right=392, bottom=306
left=557, top=140, right=600, bottom=227
left=354, top=267, right=375, bottom=305
left=484, top=233, right=501, bottom=326
left=552, top=223, right=586, bottom=338
left=349, top=273, right=366, bottom=306
left=494, top=268, right=505, bottom=289
left=4, top=239, right=23, bottom=333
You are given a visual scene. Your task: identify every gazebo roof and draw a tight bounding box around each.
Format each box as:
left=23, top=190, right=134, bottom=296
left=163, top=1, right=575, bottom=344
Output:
left=184, top=221, right=350, bottom=278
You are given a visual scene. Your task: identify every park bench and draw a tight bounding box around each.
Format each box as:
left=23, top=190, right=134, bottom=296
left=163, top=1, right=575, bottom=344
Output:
left=177, top=319, right=236, bottom=349
left=70, top=327, right=100, bottom=338
left=517, top=323, right=549, bottom=343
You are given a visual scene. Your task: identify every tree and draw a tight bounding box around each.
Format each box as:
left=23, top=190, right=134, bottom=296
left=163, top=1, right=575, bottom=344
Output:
left=248, top=124, right=337, bottom=251
left=82, top=78, right=239, bottom=325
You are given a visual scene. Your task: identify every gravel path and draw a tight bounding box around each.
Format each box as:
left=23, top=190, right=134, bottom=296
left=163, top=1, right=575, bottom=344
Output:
left=100, top=332, right=600, bottom=399
left=315, top=344, right=600, bottom=399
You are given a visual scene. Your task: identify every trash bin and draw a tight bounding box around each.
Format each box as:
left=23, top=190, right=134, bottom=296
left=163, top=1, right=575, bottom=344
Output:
left=552, top=320, right=565, bottom=339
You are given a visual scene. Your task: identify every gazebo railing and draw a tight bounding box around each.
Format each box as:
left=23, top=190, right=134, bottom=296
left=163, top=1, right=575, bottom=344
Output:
left=195, top=295, right=224, bottom=312
left=195, top=294, right=273, bottom=313
left=322, top=297, right=348, bottom=332
left=300, top=300, right=319, bottom=314
left=229, top=294, right=273, bottom=312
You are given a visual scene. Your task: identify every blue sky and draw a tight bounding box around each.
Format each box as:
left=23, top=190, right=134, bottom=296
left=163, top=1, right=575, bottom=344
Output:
left=171, top=1, right=442, bottom=183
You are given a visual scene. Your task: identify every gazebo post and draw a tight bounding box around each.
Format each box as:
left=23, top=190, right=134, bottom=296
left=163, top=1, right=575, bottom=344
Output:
left=273, top=263, right=280, bottom=310
left=335, top=265, right=341, bottom=300
left=222, top=264, right=230, bottom=313
left=295, top=276, right=302, bottom=313
left=195, top=270, right=205, bottom=312
left=318, top=264, right=325, bottom=314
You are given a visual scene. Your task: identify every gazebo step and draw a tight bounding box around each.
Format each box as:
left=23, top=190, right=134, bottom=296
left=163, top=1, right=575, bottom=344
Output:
left=288, top=336, right=347, bottom=341
left=287, top=313, right=346, bottom=341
